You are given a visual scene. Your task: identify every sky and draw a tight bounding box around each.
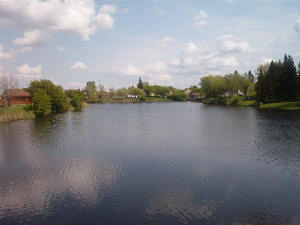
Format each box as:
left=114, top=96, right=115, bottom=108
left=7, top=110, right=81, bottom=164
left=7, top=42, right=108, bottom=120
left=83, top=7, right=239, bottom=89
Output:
left=0, top=0, right=300, bottom=89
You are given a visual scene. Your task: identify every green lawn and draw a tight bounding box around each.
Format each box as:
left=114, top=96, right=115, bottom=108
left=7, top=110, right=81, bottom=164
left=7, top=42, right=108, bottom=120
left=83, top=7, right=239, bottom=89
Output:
left=0, top=105, right=35, bottom=122
left=237, top=100, right=259, bottom=107
left=144, top=96, right=172, bottom=102
left=260, top=102, right=300, bottom=110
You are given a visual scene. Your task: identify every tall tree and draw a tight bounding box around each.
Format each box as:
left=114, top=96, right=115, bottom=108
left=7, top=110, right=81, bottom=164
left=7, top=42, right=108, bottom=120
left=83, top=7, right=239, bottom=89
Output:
left=281, top=55, right=297, bottom=100
left=255, top=68, right=265, bottom=103
left=137, top=77, right=143, bottom=89
left=85, top=81, right=98, bottom=102
left=248, top=71, right=255, bottom=83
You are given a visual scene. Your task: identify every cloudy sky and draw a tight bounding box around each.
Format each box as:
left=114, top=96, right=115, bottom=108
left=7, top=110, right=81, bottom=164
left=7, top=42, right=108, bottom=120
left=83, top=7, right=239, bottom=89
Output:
left=0, top=0, right=300, bottom=89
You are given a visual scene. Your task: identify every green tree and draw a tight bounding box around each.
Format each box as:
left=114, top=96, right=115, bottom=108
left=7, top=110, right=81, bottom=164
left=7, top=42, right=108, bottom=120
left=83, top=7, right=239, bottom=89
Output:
left=168, top=90, right=188, bottom=101
left=66, top=89, right=85, bottom=110
left=32, top=89, right=51, bottom=116
left=137, top=77, right=144, bottom=89
left=281, top=55, right=297, bottom=100
left=248, top=71, right=255, bottom=83
left=85, top=81, right=98, bottom=103
left=28, top=79, right=70, bottom=113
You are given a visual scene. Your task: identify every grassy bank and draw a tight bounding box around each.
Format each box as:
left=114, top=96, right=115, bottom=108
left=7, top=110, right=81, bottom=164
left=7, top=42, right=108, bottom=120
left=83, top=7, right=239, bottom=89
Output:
left=202, top=96, right=300, bottom=110
left=0, top=105, right=35, bottom=122
left=260, top=102, right=300, bottom=110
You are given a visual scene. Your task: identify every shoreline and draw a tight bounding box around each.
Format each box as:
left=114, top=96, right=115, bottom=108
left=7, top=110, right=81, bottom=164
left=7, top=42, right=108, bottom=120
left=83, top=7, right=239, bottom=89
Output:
left=202, top=97, right=300, bottom=111
left=2, top=100, right=299, bottom=123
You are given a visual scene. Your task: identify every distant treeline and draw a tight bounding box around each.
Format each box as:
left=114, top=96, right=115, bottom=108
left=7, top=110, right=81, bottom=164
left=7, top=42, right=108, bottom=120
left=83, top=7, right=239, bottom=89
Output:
left=199, top=54, right=300, bottom=104
left=22, top=78, right=187, bottom=116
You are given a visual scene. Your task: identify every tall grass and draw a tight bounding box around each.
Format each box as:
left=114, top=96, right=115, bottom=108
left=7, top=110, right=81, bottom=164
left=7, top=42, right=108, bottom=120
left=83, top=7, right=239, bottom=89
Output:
left=0, top=105, right=35, bottom=122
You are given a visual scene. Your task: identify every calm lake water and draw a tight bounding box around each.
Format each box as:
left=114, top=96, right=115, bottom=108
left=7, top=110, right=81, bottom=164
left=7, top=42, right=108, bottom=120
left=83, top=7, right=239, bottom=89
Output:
left=0, top=102, right=300, bottom=225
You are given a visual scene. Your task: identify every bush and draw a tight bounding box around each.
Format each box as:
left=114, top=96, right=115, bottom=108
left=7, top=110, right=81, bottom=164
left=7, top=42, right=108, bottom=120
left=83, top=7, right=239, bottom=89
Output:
left=229, top=96, right=240, bottom=106
left=139, top=96, right=146, bottom=101
left=33, top=89, right=51, bottom=116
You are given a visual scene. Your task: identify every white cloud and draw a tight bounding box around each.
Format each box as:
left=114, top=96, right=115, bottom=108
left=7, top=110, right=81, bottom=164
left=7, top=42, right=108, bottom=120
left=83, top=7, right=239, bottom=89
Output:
left=0, top=45, right=13, bottom=59
left=17, top=64, right=42, bottom=79
left=57, top=46, right=66, bottom=52
left=170, top=58, right=180, bottom=66
left=261, top=57, right=273, bottom=64
left=13, top=30, right=50, bottom=46
left=156, top=36, right=174, bottom=47
left=70, top=61, right=87, bottom=70
left=194, top=10, right=208, bottom=27
left=184, top=42, right=198, bottom=54
left=121, top=61, right=171, bottom=84
left=0, top=1, right=117, bottom=42
left=121, top=64, right=144, bottom=76
left=218, top=35, right=254, bottom=53
left=19, top=47, right=33, bottom=53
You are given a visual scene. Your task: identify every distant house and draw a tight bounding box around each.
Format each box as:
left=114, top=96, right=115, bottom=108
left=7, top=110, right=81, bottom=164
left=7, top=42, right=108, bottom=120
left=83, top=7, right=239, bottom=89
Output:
left=0, top=89, right=32, bottom=106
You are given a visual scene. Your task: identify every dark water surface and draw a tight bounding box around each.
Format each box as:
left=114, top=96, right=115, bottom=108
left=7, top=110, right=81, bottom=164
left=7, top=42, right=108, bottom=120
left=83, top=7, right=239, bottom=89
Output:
left=1, top=103, right=300, bottom=225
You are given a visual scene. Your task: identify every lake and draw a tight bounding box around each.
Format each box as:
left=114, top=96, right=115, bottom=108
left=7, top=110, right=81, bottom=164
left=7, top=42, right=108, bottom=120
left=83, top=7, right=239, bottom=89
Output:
left=0, top=102, right=300, bottom=225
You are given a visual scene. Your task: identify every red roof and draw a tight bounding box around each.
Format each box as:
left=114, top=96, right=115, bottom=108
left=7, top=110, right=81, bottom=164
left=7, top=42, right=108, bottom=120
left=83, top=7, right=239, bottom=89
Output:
left=2, top=89, right=31, bottom=97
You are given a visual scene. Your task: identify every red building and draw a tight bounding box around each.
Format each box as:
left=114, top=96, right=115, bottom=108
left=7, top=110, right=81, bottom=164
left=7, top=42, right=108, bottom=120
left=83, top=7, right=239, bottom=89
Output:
left=0, top=89, right=32, bottom=106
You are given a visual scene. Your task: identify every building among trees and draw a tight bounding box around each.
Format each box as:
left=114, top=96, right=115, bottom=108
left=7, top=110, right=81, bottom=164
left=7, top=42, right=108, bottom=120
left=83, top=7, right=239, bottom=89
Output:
left=0, top=89, right=32, bottom=106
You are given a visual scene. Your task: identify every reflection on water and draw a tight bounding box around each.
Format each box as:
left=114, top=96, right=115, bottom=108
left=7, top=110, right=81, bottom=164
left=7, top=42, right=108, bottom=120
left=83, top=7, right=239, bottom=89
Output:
left=0, top=103, right=300, bottom=225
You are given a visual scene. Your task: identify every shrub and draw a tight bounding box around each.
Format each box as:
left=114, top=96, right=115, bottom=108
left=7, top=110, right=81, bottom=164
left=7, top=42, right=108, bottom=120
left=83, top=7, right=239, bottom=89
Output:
left=33, top=89, right=51, bottom=116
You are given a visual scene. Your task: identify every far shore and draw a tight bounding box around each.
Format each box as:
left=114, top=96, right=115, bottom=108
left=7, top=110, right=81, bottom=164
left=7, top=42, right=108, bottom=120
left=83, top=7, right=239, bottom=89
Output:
left=202, top=97, right=300, bottom=111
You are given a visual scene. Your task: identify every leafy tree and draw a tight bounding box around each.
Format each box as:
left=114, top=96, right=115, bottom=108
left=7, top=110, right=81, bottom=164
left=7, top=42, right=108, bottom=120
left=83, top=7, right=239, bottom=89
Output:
left=168, top=90, right=188, bottom=101
left=143, top=83, right=153, bottom=96
left=137, top=77, right=144, bottom=89
left=28, top=79, right=70, bottom=113
left=128, top=86, right=143, bottom=96
left=66, top=89, right=85, bottom=111
left=116, top=88, right=128, bottom=98
left=200, top=75, right=226, bottom=98
left=85, top=81, right=98, bottom=103
left=33, top=89, right=51, bottom=116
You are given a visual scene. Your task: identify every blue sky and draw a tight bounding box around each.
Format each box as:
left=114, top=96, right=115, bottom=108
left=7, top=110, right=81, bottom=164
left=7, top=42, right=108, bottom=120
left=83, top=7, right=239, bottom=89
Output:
left=0, top=0, right=300, bottom=89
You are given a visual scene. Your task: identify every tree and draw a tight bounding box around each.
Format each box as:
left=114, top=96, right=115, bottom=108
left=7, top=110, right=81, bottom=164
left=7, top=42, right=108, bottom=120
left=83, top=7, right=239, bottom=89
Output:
left=200, top=75, right=226, bottom=98
left=248, top=71, right=255, bottom=83
left=98, top=83, right=105, bottom=97
left=0, top=75, right=19, bottom=105
left=281, top=55, right=297, bottom=100
left=168, top=90, right=188, bottom=101
left=255, top=68, right=266, bottom=103
left=85, top=81, right=98, bottom=103
left=33, top=89, right=51, bottom=116
left=137, top=77, right=144, bottom=89
left=128, top=86, right=143, bottom=97
left=28, top=79, right=70, bottom=113
left=65, top=89, right=85, bottom=111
